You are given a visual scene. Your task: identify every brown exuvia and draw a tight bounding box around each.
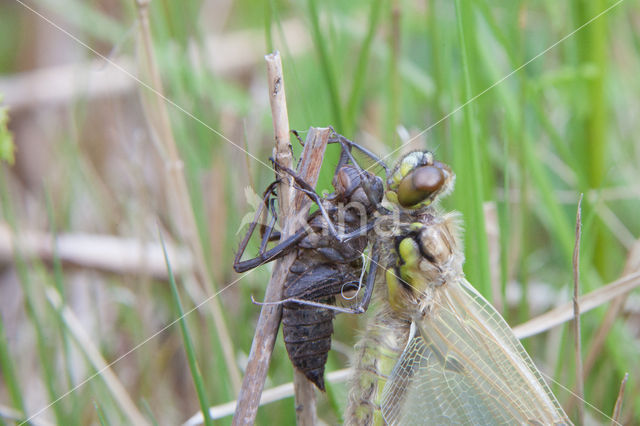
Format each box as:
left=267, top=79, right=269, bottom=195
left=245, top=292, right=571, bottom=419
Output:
left=234, top=135, right=385, bottom=390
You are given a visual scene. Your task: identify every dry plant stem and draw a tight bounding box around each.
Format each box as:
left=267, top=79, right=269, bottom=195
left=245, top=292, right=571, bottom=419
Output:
left=276, top=52, right=316, bottom=420
left=0, top=19, right=311, bottom=112
left=232, top=128, right=329, bottom=425
left=293, top=372, right=316, bottom=426
left=134, top=0, right=242, bottom=391
left=512, top=270, right=640, bottom=338
left=232, top=50, right=326, bottom=425
left=611, top=372, right=628, bottom=425
left=266, top=52, right=293, bottom=216
left=185, top=369, right=351, bottom=425
left=566, top=241, right=640, bottom=415
left=571, top=195, right=584, bottom=425
left=0, top=223, right=193, bottom=278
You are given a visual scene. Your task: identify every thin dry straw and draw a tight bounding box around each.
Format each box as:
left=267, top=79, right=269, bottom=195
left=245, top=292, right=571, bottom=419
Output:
left=572, top=194, right=584, bottom=424
left=232, top=53, right=330, bottom=425
left=612, top=373, right=629, bottom=424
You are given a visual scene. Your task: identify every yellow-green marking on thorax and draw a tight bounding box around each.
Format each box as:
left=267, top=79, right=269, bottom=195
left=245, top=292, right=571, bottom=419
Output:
left=386, top=230, right=431, bottom=313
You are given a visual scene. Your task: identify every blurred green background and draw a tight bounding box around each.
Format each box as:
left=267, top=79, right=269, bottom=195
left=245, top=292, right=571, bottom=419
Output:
left=0, top=0, right=639, bottom=424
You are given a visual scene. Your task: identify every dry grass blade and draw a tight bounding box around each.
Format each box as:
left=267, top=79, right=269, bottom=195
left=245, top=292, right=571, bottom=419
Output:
left=268, top=50, right=316, bottom=426
left=0, top=19, right=310, bottom=112
left=232, top=51, right=292, bottom=425
left=611, top=372, right=629, bottom=425
left=0, top=223, right=193, bottom=278
left=572, top=194, right=584, bottom=424
left=583, top=240, right=640, bottom=376
left=185, top=369, right=352, bottom=424
left=512, top=270, right=640, bottom=339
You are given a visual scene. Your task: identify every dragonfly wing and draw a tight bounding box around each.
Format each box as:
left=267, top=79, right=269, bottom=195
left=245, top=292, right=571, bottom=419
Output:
left=381, top=279, right=570, bottom=425
left=382, top=333, right=501, bottom=425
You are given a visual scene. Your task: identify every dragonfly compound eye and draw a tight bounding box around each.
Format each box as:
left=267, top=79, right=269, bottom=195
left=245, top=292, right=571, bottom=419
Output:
left=396, top=165, right=445, bottom=208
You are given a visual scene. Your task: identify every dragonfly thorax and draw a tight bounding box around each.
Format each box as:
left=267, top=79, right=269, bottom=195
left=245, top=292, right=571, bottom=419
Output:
left=384, top=215, right=463, bottom=316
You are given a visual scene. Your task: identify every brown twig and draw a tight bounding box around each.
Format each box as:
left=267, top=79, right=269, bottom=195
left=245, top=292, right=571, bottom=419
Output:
left=611, top=372, right=629, bottom=425
left=571, top=194, right=584, bottom=424
left=232, top=51, right=328, bottom=425
left=232, top=126, right=329, bottom=424
left=267, top=51, right=317, bottom=424
left=292, top=369, right=316, bottom=426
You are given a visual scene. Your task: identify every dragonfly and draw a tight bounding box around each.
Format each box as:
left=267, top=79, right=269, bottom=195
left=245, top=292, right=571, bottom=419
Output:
left=342, top=151, right=571, bottom=425
left=236, top=135, right=570, bottom=422
left=234, top=132, right=386, bottom=390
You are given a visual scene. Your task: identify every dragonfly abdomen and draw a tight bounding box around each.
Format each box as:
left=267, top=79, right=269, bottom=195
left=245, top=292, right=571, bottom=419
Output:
left=345, top=304, right=408, bottom=426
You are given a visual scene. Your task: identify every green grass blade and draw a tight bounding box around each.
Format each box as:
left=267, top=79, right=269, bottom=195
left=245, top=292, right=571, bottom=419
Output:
left=344, top=0, right=383, bottom=135
left=94, top=401, right=109, bottom=426
left=160, top=232, right=213, bottom=426
left=0, top=314, right=25, bottom=417
left=453, top=0, right=492, bottom=297
left=306, top=0, right=344, bottom=130
left=0, top=168, right=66, bottom=425
left=265, top=0, right=274, bottom=53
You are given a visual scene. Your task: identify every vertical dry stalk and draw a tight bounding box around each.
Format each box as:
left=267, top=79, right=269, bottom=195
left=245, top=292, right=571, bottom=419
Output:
left=611, top=372, right=628, bottom=425
left=572, top=194, right=584, bottom=424
left=133, top=0, right=242, bottom=391
left=292, top=370, right=316, bottom=426
left=232, top=51, right=328, bottom=425
left=232, top=128, right=329, bottom=424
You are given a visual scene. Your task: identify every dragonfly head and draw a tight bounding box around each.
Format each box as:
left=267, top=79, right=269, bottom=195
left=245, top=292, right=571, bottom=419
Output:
left=385, top=151, right=455, bottom=209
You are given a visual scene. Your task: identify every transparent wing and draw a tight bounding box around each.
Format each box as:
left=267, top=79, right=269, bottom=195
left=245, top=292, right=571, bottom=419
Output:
left=381, top=278, right=571, bottom=426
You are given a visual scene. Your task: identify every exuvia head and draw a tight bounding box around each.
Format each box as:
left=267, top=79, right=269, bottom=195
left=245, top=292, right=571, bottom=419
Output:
left=385, top=151, right=455, bottom=209
left=333, top=165, right=384, bottom=210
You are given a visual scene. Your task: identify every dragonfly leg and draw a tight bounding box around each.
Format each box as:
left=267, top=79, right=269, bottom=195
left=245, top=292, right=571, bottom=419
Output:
left=233, top=180, right=280, bottom=270
left=258, top=196, right=280, bottom=253
left=327, top=132, right=390, bottom=176
left=261, top=248, right=380, bottom=314
left=349, top=248, right=379, bottom=313
left=233, top=225, right=311, bottom=273
left=291, top=129, right=305, bottom=147
left=334, top=220, right=377, bottom=243
left=271, top=158, right=344, bottom=238
left=272, top=158, right=383, bottom=245
left=252, top=294, right=363, bottom=314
